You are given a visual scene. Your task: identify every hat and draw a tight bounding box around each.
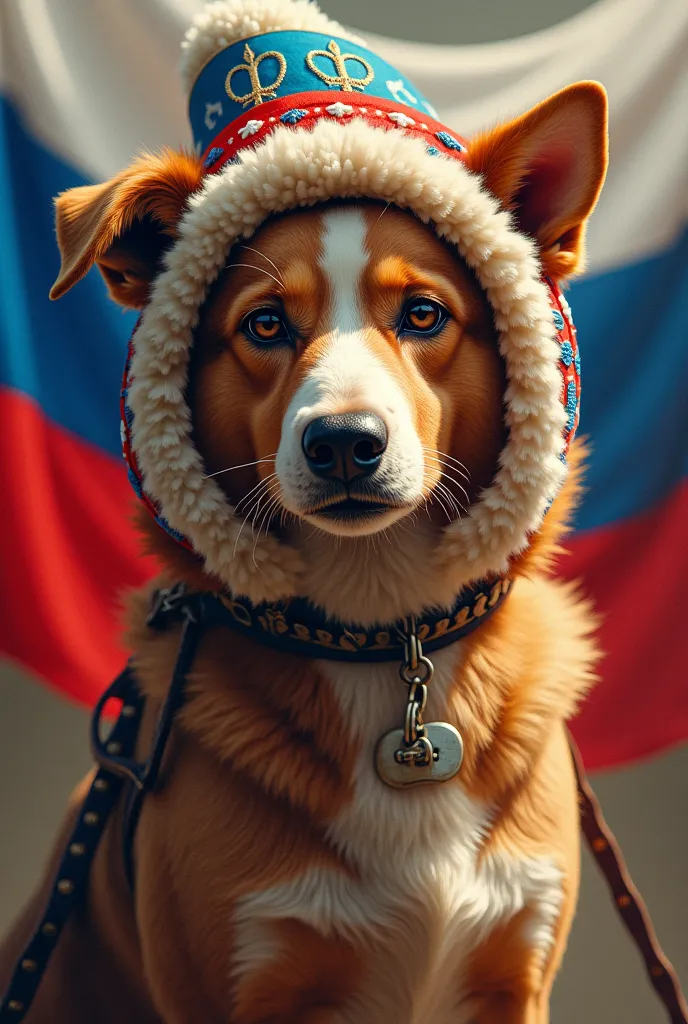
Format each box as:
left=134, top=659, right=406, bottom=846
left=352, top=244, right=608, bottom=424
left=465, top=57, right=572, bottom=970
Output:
left=121, top=0, right=580, bottom=602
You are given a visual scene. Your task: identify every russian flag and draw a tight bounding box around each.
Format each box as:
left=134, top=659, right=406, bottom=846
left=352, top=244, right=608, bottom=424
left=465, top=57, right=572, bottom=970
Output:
left=1, top=0, right=686, bottom=770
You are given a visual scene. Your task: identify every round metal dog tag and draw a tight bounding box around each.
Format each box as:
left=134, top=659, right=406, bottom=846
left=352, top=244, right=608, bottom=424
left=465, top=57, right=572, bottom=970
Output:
left=375, top=722, right=464, bottom=789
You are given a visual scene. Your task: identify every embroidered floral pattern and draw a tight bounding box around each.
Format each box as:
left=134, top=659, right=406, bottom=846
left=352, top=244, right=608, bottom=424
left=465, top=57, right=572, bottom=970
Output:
left=280, top=107, right=308, bottom=124
left=560, top=340, right=574, bottom=367
left=565, top=380, right=578, bottom=433
left=436, top=131, right=465, bottom=152
left=203, top=146, right=224, bottom=169
left=326, top=101, right=353, bottom=117
left=426, top=145, right=440, bottom=156
left=387, top=110, right=415, bottom=128
left=238, top=119, right=264, bottom=139
left=552, top=309, right=565, bottom=332
left=559, top=292, right=574, bottom=325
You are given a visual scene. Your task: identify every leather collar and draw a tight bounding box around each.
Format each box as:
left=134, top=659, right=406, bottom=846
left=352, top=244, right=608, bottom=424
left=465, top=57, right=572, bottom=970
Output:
left=147, top=575, right=513, bottom=662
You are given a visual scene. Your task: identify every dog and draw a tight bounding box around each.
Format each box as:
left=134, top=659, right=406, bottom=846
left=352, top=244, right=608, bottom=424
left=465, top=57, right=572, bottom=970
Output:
left=0, top=2, right=608, bottom=1020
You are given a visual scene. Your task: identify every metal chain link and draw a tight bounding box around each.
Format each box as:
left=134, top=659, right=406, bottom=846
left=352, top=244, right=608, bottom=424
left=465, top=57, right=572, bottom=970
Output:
left=394, top=616, right=437, bottom=767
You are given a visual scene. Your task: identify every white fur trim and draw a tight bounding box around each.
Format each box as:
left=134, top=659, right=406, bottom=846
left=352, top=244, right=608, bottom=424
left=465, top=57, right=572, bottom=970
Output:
left=180, top=0, right=363, bottom=93
left=128, top=117, right=567, bottom=602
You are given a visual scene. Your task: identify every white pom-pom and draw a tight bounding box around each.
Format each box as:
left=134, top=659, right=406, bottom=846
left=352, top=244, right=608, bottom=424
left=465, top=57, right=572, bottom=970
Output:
left=180, top=0, right=364, bottom=91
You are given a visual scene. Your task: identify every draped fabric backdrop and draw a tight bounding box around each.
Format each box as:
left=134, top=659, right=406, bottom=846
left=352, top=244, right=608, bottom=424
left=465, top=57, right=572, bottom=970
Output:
left=0, top=0, right=686, bottom=770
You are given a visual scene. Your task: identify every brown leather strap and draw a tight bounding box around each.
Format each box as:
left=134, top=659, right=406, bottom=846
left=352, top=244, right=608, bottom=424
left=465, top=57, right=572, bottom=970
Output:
left=568, top=732, right=688, bottom=1023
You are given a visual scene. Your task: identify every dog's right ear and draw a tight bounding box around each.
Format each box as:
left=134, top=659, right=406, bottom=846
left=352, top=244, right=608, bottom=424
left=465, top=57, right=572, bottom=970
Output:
left=50, top=149, right=204, bottom=307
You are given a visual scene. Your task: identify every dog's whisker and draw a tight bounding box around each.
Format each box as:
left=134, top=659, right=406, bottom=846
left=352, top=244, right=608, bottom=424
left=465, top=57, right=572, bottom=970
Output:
left=224, top=263, right=284, bottom=291
left=436, top=479, right=469, bottom=516
left=235, top=487, right=272, bottom=520
left=233, top=492, right=266, bottom=558
left=422, top=448, right=471, bottom=482
left=239, top=246, right=285, bottom=285
left=423, top=444, right=471, bottom=472
left=253, top=482, right=282, bottom=545
left=232, top=475, right=276, bottom=554
left=435, top=487, right=461, bottom=523
left=398, top=510, right=419, bottom=533
left=424, top=455, right=470, bottom=485
left=252, top=493, right=282, bottom=565
left=436, top=451, right=471, bottom=475
left=204, top=455, right=277, bottom=480
left=260, top=487, right=283, bottom=537
left=434, top=479, right=466, bottom=520
left=237, top=473, right=278, bottom=509
left=425, top=484, right=450, bottom=520
left=426, top=464, right=471, bottom=506
left=381, top=524, right=396, bottom=549
left=234, top=473, right=277, bottom=514
left=239, top=482, right=270, bottom=521
left=422, top=445, right=471, bottom=476
left=280, top=506, right=298, bottom=532
left=427, top=485, right=454, bottom=524
left=422, top=451, right=471, bottom=504
left=425, top=457, right=472, bottom=491
left=375, top=201, right=392, bottom=224
left=249, top=480, right=276, bottom=527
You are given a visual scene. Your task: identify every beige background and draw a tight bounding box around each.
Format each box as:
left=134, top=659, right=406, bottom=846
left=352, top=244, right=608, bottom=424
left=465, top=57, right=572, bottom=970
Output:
left=1, top=0, right=686, bottom=1019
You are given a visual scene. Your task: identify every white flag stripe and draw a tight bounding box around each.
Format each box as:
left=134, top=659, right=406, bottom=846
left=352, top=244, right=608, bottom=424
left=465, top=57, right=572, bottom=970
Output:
left=1, top=0, right=686, bottom=275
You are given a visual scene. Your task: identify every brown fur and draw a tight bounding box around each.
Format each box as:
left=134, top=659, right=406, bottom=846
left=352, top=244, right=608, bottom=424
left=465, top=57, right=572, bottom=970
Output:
left=50, top=149, right=204, bottom=305
left=0, top=458, right=598, bottom=1023
left=1, top=85, right=607, bottom=1022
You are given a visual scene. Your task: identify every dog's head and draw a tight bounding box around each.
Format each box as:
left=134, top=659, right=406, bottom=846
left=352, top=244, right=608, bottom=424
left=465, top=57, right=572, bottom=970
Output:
left=189, top=199, right=506, bottom=537
left=50, top=83, right=607, bottom=618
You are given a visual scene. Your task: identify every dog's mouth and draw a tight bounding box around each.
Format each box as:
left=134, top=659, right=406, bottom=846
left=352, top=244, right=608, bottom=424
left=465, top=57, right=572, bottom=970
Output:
left=310, top=496, right=393, bottom=520
left=301, top=492, right=414, bottom=535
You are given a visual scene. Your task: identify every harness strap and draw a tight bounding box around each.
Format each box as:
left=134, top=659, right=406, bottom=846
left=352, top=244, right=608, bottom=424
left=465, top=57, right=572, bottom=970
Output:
left=119, top=596, right=205, bottom=887
left=569, top=733, right=688, bottom=1023
left=0, top=666, right=145, bottom=1021
left=0, top=588, right=204, bottom=1020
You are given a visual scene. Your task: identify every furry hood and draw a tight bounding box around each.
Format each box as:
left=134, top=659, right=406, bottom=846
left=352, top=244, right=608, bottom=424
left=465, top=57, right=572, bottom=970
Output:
left=121, top=0, right=581, bottom=605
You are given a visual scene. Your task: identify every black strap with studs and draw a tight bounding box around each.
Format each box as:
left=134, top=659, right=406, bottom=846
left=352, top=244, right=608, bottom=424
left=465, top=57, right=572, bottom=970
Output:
left=0, top=586, right=204, bottom=1019
left=118, top=592, right=205, bottom=888
left=0, top=666, right=145, bottom=1020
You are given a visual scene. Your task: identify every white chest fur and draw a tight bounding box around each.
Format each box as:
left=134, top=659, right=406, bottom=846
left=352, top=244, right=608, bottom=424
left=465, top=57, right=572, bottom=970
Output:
left=233, top=646, right=563, bottom=1021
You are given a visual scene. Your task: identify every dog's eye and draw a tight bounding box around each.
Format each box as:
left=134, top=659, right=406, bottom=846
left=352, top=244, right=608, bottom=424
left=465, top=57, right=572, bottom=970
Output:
left=241, top=308, right=291, bottom=346
left=399, top=298, right=448, bottom=337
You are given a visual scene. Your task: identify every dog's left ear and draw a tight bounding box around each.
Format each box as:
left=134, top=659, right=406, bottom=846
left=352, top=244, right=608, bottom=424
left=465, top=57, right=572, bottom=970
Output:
left=467, top=82, right=608, bottom=278
left=49, top=148, right=204, bottom=306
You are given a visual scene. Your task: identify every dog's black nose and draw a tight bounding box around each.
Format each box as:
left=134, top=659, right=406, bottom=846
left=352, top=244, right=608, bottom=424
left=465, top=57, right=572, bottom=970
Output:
left=302, top=412, right=388, bottom=482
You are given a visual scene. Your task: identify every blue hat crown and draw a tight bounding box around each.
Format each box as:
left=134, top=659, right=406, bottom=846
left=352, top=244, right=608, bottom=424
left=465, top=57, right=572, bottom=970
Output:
left=188, top=23, right=438, bottom=153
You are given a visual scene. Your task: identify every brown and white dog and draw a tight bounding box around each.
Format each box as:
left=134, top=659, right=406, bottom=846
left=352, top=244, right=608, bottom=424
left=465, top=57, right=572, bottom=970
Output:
left=1, top=27, right=608, bottom=1024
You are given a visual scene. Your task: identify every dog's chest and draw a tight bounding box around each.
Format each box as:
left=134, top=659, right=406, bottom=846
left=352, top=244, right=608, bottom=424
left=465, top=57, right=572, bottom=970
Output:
left=233, top=648, right=563, bottom=1021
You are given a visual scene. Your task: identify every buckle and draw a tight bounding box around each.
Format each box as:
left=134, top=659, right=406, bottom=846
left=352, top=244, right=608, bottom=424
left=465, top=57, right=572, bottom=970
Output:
left=147, top=583, right=199, bottom=630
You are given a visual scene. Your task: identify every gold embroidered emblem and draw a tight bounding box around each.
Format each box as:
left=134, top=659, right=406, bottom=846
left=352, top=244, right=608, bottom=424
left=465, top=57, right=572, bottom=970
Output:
left=218, top=595, right=253, bottom=627
left=225, top=44, right=287, bottom=107
left=305, top=40, right=374, bottom=92
left=259, top=608, right=289, bottom=635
